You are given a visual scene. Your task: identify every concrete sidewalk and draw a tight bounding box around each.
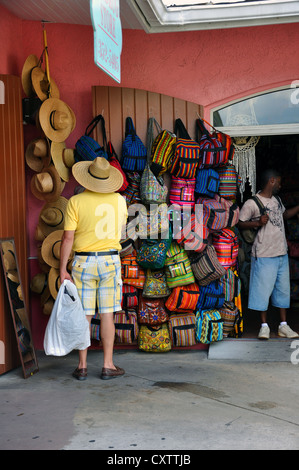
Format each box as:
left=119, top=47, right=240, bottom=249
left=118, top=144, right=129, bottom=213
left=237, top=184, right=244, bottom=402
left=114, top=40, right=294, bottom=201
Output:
left=1, top=345, right=299, bottom=450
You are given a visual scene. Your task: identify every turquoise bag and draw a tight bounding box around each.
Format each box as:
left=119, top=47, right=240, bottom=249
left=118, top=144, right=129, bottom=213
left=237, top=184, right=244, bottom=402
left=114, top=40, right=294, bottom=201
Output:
left=136, top=229, right=172, bottom=269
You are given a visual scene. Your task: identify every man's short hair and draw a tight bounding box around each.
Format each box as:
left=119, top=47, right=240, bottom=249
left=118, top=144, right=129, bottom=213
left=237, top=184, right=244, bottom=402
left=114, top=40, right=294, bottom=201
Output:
left=260, top=169, right=281, bottom=189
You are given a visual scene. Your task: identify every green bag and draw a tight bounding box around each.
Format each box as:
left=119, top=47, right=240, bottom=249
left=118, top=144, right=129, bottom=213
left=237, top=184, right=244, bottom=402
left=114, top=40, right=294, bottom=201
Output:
left=136, top=228, right=172, bottom=269
left=164, top=242, right=195, bottom=288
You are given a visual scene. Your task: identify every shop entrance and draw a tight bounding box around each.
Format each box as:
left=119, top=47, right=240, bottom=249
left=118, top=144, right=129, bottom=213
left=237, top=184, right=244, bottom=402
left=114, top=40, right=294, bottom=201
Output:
left=239, top=133, right=299, bottom=339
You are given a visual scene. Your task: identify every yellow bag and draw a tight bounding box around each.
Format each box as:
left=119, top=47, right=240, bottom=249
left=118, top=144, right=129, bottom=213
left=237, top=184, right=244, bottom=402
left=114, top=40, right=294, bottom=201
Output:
left=138, top=323, right=171, bottom=352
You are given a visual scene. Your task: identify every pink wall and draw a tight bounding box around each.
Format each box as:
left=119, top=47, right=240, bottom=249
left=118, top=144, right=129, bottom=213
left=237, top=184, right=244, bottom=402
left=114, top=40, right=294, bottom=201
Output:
left=1, top=3, right=299, bottom=347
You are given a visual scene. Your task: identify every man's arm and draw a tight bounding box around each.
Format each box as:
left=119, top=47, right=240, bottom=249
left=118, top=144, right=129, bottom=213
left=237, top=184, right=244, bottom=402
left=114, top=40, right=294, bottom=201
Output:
left=238, top=214, right=269, bottom=230
left=60, top=230, right=75, bottom=283
left=283, top=205, right=299, bottom=220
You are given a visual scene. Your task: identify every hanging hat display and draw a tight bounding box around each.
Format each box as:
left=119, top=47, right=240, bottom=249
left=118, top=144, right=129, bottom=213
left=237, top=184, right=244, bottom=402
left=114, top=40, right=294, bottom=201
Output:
left=21, top=54, right=40, bottom=97
left=38, top=196, right=68, bottom=237
left=42, top=297, right=54, bottom=315
left=31, top=66, right=60, bottom=102
left=39, top=98, right=76, bottom=143
left=41, top=229, right=73, bottom=269
left=48, top=267, right=61, bottom=300
left=25, top=138, right=51, bottom=172
left=51, top=142, right=75, bottom=182
left=30, top=164, right=65, bottom=202
left=30, top=272, right=47, bottom=295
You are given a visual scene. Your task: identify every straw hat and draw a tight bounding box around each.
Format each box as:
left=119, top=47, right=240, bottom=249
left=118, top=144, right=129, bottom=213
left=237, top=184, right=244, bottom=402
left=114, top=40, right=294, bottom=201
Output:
left=39, top=98, right=76, bottom=142
left=35, top=224, right=46, bottom=242
left=48, top=267, right=61, bottom=299
left=72, top=157, right=123, bottom=193
left=1, top=241, right=17, bottom=271
left=42, top=297, right=54, bottom=315
left=51, top=142, right=75, bottom=182
left=30, top=272, right=47, bottom=294
left=25, top=138, right=51, bottom=172
left=7, top=269, right=19, bottom=284
left=30, top=164, right=65, bottom=202
left=21, top=54, right=39, bottom=97
left=31, top=66, right=60, bottom=101
left=41, top=229, right=73, bottom=268
left=38, top=196, right=68, bottom=237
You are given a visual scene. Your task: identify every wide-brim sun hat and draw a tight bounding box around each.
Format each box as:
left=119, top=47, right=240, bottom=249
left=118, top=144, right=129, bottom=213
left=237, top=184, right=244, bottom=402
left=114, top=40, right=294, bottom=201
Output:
left=39, top=97, right=76, bottom=143
left=38, top=196, right=68, bottom=236
left=41, top=229, right=73, bottom=268
left=25, top=138, right=51, bottom=172
left=48, top=267, right=61, bottom=299
left=51, top=141, right=75, bottom=182
left=21, top=54, right=39, bottom=97
left=31, top=66, right=60, bottom=102
left=30, top=164, right=65, bottom=202
left=72, top=157, right=124, bottom=193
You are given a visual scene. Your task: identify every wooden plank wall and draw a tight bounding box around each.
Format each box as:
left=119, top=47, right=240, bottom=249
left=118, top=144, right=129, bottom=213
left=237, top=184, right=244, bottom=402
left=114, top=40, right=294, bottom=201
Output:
left=92, top=86, right=203, bottom=158
left=0, top=75, right=27, bottom=375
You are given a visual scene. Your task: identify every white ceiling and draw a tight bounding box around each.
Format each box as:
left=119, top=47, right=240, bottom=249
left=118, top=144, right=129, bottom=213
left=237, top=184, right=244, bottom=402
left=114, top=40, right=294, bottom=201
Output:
left=0, top=0, right=143, bottom=29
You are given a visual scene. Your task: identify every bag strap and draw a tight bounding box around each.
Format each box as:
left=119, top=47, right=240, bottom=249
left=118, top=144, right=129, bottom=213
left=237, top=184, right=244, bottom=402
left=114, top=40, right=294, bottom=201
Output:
left=174, top=118, right=191, bottom=139
left=85, top=114, right=108, bottom=149
left=252, top=195, right=267, bottom=216
left=146, top=117, right=162, bottom=162
left=125, top=117, right=136, bottom=140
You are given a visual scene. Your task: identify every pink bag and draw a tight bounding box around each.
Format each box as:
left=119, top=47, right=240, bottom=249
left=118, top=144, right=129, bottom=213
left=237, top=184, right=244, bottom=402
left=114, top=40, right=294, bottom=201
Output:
left=169, top=176, right=196, bottom=208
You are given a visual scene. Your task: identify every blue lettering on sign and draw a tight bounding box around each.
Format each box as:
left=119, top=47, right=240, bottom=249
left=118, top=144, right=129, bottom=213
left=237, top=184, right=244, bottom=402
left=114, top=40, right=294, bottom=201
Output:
left=90, top=0, right=122, bottom=83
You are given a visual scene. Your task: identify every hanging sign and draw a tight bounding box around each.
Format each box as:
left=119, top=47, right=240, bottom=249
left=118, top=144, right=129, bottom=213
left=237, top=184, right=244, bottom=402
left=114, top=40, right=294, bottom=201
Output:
left=90, top=0, right=122, bottom=83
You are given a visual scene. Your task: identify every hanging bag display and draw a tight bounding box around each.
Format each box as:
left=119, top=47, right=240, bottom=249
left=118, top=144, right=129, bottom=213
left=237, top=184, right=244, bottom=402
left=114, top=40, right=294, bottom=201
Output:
left=142, top=269, right=171, bottom=298
left=175, top=210, right=209, bottom=253
left=216, top=164, right=240, bottom=200
left=169, top=118, right=202, bottom=179
left=138, top=297, right=169, bottom=325
left=212, top=228, right=239, bottom=270
left=136, top=227, right=172, bottom=270
left=165, top=283, right=200, bottom=312
left=75, top=114, right=109, bottom=162
left=107, top=141, right=129, bottom=192
left=164, top=242, right=195, bottom=288
left=195, top=168, right=220, bottom=198
left=196, top=280, right=225, bottom=310
left=196, top=118, right=228, bottom=168
left=150, top=125, right=176, bottom=177
left=168, top=313, right=197, bottom=347
left=121, top=117, right=147, bottom=171
left=169, top=176, right=196, bottom=208
left=195, top=309, right=223, bottom=344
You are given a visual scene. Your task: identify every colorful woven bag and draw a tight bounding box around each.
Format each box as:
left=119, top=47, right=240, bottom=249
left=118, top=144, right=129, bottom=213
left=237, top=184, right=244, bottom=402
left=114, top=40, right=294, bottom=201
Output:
left=168, top=313, right=197, bottom=347
left=140, top=164, right=168, bottom=204
left=136, top=230, right=172, bottom=270
left=169, top=119, right=201, bottom=179
left=138, top=297, right=169, bottom=325
left=165, top=283, right=200, bottom=312
left=195, top=309, right=223, bottom=344
left=121, top=172, right=141, bottom=206
left=217, top=164, right=240, bottom=200
left=190, top=244, right=226, bottom=285
left=212, top=228, right=239, bottom=270
left=164, top=242, right=195, bottom=288
left=114, top=310, right=139, bottom=344
left=138, top=323, right=171, bottom=352
left=121, top=117, right=147, bottom=171
left=121, top=251, right=146, bottom=288
left=175, top=211, right=209, bottom=253
left=121, top=285, right=139, bottom=309
left=150, top=130, right=176, bottom=176
left=219, top=301, right=240, bottom=338
left=195, top=168, right=220, bottom=198
left=142, top=269, right=171, bottom=298
left=169, top=176, right=196, bottom=208
left=218, top=268, right=241, bottom=302
left=196, top=196, right=227, bottom=231
left=75, top=114, right=109, bottom=162
left=196, top=280, right=225, bottom=310
left=196, top=118, right=227, bottom=168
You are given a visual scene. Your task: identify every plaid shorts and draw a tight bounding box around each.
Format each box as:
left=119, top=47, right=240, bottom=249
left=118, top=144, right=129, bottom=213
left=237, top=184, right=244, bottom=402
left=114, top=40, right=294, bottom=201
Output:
left=72, top=254, right=122, bottom=315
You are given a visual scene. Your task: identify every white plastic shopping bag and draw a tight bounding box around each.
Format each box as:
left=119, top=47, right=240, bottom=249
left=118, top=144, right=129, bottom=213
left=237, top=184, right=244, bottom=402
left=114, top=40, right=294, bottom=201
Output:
left=43, top=279, right=90, bottom=356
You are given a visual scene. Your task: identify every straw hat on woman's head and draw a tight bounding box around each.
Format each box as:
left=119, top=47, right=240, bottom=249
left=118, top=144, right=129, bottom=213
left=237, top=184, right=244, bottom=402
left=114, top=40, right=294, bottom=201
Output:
left=39, top=98, right=76, bottom=143
left=72, top=157, right=123, bottom=193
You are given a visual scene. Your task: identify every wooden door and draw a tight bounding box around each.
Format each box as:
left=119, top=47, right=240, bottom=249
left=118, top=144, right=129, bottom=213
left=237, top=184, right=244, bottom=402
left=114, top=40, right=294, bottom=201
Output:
left=0, top=75, right=27, bottom=375
left=92, top=86, right=203, bottom=157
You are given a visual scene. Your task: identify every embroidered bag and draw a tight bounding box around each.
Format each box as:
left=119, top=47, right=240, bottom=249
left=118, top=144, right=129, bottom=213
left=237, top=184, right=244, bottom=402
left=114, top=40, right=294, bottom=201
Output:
left=136, top=228, right=172, bottom=270
left=114, top=309, right=139, bottom=344
left=196, top=118, right=227, bottom=168
left=164, top=242, right=195, bottom=288
left=195, top=309, right=223, bottom=344
left=138, top=297, right=169, bottom=325
left=75, top=114, right=109, bottom=162
left=169, top=176, right=196, bottom=208
left=196, top=280, right=225, bottom=310
left=169, top=119, right=201, bottom=179
left=137, top=204, right=169, bottom=239
left=121, top=117, right=147, bottom=171
left=138, top=323, right=171, bottom=352
left=121, top=251, right=146, bottom=288
left=195, top=168, right=220, bottom=198
left=219, top=301, right=240, bottom=338
left=165, top=283, right=200, bottom=312
left=190, top=244, right=226, bottom=285
left=168, top=313, right=197, bottom=347
left=142, top=269, right=171, bottom=298
left=212, top=228, right=239, bottom=270
left=107, top=141, right=128, bottom=192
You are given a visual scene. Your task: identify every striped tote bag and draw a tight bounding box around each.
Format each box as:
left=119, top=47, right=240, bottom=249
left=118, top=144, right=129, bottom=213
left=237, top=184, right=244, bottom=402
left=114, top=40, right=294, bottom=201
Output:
left=197, top=196, right=227, bottom=231
left=217, top=165, right=240, bottom=200
left=195, top=168, right=220, bottom=198
left=176, top=212, right=209, bottom=252
left=219, top=301, right=240, bottom=338
left=196, top=280, right=225, bottom=310
left=190, top=244, right=226, bottom=285
left=121, top=117, right=147, bottom=171
left=165, top=283, right=200, bottom=312
left=168, top=313, right=197, bottom=347
left=212, top=228, right=239, bottom=270
left=164, top=242, right=195, bottom=288
left=114, top=310, right=139, bottom=344
left=169, top=176, right=196, bottom=208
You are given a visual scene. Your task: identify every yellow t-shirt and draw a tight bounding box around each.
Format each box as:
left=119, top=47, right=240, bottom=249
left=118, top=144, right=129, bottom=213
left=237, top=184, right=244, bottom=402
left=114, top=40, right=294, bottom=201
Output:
left=64, top=190, right=128, bottom=252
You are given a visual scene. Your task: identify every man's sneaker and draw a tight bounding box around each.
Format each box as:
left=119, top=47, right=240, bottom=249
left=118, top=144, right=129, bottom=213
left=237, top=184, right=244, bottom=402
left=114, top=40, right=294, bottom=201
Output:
left=278, top=324, right=299, bottom=339
left=258, top=325, right=270, bottom=340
